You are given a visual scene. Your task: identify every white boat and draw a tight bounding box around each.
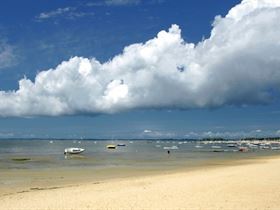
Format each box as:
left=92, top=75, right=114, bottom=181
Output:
left=227, top=144, right=236, bottom=148
left=163, top=145, right=178, bottom=150
left=260, top=145, right=270, bottom=150
left=64, top=147, right=85, bottom=154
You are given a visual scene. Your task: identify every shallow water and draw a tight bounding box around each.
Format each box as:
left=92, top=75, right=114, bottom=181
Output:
left=1, top=139, right=280, bottom=195
left=0, top=139, right=279, bottom=170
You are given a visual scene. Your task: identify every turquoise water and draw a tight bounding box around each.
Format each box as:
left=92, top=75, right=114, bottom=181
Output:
left=1, top=139, right=279, bottom=171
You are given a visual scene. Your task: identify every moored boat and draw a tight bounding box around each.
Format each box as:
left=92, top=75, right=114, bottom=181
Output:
left=238, top=147, right=248, bottom=152
left=227, top=144, right=236, bottom=148
left=64, top=147, right=85, bottom=154
left=107, top=145, right=116, bottom=149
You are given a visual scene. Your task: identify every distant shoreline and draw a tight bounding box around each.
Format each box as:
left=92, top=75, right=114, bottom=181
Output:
left=0, top=137, right=280, bottom=141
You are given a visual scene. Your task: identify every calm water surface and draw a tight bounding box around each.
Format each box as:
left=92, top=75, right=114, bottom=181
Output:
left=1, top=139, right=279, bottom=171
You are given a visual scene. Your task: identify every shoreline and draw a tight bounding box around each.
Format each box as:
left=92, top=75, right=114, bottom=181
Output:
left=1, top=155, right=280, bottom=209
left=0, top=152, right=275, bottom=197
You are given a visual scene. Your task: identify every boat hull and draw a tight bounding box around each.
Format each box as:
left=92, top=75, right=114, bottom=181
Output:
left=64, top=148, right=85, bottom=154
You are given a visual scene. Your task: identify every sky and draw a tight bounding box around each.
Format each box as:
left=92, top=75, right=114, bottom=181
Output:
left=0, top=0, right=280, bottom=139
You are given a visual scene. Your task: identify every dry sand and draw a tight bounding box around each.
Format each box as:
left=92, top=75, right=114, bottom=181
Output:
left=1, top=157, right=280, bottom=210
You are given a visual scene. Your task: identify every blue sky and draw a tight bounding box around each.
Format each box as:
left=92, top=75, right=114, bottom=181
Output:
left=0, top=0, right=280, bottom=139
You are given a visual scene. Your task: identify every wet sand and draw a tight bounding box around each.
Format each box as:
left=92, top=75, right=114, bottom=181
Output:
left=1, top=156, right=280, bottom=210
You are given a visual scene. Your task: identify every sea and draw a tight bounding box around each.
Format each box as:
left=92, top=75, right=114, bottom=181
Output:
left=1, top=139, right=280, bottom=195
left=1, top=139, right=279, bottom=171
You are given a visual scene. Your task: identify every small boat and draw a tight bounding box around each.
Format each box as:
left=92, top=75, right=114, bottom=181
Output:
left=260, top=146, right=270, bottom=149
left=238, top=147, right=248, bottom=152
left=117, top=143, right=126, bottom=147
left=163, top=145, right=178, bottom=150
left=107, top=145, right=116, bottom=149
left=64, top=147, right=85, bottom=154
left=227, top=144, right=236, bottom=148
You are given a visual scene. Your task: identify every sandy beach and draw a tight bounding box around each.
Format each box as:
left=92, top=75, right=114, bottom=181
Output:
left=1, top=156, right=280, bottom=210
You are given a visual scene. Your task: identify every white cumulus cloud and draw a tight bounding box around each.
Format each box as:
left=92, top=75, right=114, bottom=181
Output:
left=1, top=0, right=280, bottom=117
